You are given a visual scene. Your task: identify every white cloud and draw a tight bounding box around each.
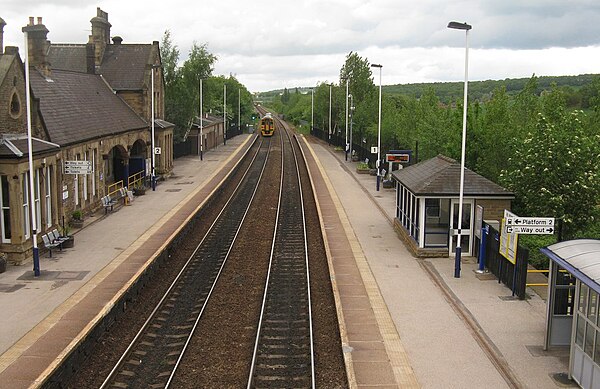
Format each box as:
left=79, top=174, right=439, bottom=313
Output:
left=2, top=0, right=600, bottom=91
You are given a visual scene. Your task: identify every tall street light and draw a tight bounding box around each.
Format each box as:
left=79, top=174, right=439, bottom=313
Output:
left=238, top=88, right=241, bottom=134
left=349, top=93, right=354, bottom=161
left=151, top=64, right=161, bottom=191
left=343, top=77, right=349, bottom=160
left=199, top=78, right=203, bottom=161
left=328, top=83, right=332, bottom=145
left=448, top=21, right=472, bottom=278
left=311, top=88, right=314, bottom=134
left=223, top=84, right=227, bottom=146
left=23, top=28, right=40, bottom=276
left=371, top=63, right=382, bottom=191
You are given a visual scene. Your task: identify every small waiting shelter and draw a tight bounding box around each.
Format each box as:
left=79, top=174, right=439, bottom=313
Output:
left=391, top=155, right=513, bottom=257
left=542, top=239, right=600, bottom=388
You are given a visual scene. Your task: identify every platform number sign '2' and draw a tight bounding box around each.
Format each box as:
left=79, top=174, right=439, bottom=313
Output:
left=154, top=147, right=162, bottom=155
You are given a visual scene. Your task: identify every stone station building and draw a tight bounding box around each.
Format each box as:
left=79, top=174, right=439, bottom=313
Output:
left=0, top=9, right=174, bottom=264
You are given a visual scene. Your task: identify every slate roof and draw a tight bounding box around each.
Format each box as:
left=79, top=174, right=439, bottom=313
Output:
left=0, top=53, right=17, bottom=88
left=154, top=119, right=174, bottom=129
left=391, top=154, right=514, bottom=198
left=192, top=115, right=225, bottom=129
left=29, top=69, right=148, bottom=146
left=47, top=45, right=88, bottom=73
left=100, top=44, right=152, bottom=90
left=0, top=135, right=60, bottom=159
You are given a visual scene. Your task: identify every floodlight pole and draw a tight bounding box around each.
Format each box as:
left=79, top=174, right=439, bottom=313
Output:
left=448, top=21, right=472, bottom=278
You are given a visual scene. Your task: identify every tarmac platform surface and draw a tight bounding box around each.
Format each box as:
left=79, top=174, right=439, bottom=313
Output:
left=0, top=132, right=571, bottom=388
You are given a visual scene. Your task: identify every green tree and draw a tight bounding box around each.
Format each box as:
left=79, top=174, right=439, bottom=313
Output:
left=501, top=111, right=600, bottom=239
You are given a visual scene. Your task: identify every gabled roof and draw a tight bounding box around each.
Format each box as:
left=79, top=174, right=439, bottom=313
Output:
left=29, top=68, right=148, bottom=146
left=391, top=154, right=513, bottom=197
left=0, top=53, right=19, bottom=88
left=47, top=44, right=88, bottom=73
left=100, top=44, right=152, bottom=90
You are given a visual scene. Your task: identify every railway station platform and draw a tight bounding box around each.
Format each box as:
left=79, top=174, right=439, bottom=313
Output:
left=300, top=135, right=572, bottom=388
left=0, top=130, right=571, bottom=389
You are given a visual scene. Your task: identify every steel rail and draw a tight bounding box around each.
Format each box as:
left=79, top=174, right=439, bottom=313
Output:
left=247, top=120, right=315, bottom=388
left=100, top=136, right=270, bottom=388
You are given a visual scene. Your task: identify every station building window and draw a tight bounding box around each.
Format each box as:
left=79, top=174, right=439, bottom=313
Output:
left=22, top=172, right=30, bottom=239
left=1, top=175, right=11, bottom=242
left=9, top=91, right=21, bottom=119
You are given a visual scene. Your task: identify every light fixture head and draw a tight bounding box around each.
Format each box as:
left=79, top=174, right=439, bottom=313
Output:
left=448, top=21, right=472, bottom=30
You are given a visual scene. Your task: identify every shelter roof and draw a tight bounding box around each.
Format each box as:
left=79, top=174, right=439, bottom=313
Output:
left=391, top=154, right=513, bottom=198
left=542, top=239, right=600, bottom=294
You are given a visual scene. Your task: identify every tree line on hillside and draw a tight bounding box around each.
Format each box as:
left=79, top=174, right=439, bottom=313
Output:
left=265, top=52, right=600, bottom=246
left=160, top=30, right=254, bottom=143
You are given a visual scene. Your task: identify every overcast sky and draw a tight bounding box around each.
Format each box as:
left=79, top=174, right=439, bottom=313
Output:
left=2, top=0, right=600, bottom=92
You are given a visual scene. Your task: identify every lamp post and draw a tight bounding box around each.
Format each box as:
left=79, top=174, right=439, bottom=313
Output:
left=344, top=77, right=349, bottom=160
left=371, top=63, right=382, bottom=191
left=238, top=88, right=241, bottom=134
left=199, top=78, right=203, bottom=161
left=223, top=84, right=227, bottom=146
left=151, top=64, right=160, bottom=191
left=311, top=88, right=314, bottom=134
left=349, top=93, right=354, bottom=161
left=448, top=21, right=472, bottom=278
left=23, top=29, right=40, bottom=276
left=328, top=83, right=332, bottom=145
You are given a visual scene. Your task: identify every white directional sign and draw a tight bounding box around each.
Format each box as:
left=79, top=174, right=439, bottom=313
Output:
left=64, top=160, right=92, bottom=175
left=506, top=226, right=555, bottom=235
left=506, top=217, right=554, bottom=227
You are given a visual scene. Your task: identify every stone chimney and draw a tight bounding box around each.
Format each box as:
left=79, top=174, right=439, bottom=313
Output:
left=0, top=17, right=6, bottom=54
left=89, top=7, right=111, bottom=72
left=112, top=36, right=122, bottom=45
left=22, top=16, right=51, bottom=77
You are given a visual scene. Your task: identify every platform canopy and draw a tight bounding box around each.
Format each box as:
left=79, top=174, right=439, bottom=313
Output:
left=541, top=239, right=600, bottom=294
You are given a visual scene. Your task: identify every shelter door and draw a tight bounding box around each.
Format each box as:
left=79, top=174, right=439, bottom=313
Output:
left=449, top=199, right=474, bottom=256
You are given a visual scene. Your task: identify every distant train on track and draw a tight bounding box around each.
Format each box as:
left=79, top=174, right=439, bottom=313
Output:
left=259, top=113, right=274, bottom=137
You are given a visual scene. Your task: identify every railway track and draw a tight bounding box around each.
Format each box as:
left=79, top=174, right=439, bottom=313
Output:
left=99, top=137, right=271, bottom=388
left=248, top=119, right=315, bottom=388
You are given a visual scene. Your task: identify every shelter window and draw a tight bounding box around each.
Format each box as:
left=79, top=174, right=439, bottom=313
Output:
left=426, top=198, right=440, bottom=218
